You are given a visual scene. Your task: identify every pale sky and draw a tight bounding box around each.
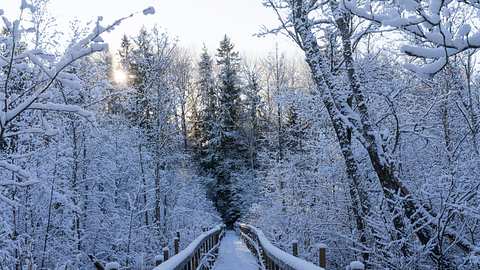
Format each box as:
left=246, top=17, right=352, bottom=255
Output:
left=3, top=0, right=300, bottom=57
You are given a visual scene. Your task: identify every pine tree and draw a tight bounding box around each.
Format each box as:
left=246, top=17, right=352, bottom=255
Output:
left=213, top=35, right=243, bottom=227
left=195, top=47, right=217, bottom=168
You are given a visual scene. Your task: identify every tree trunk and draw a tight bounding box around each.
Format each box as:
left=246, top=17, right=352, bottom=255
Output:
left=290, top=1, right=471, bottom=263
left=138, top=144, right=149, bottom=226
left=72, top=123, right=82, bottom=252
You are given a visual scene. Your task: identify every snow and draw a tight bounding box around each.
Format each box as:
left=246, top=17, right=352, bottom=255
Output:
left=1, top=0, right=479, bottom=269
left=242, top=224, right=324, bottom=270
left=0, top=193, right=18, bottom=207
left=344, top=0, right=480, bottom=75
left=20, top=0, right=36, bottom=12
left=404, top=57, right=447, bottom=76
left=429, top=0, right=443, bottom=15
left=213, top=231, right=258, bottom=270
left=401, top=45, right=449, bottom=59
left=154, top=255, right=163, bottom=263
left=28, top=103, right=95, bottom=122
left=348, top=261, right=365, bottom=270
left=399, top=0, right=418, bottom=11
left=0, top=161, right=36, bottom=182
left=105, top=262, right=120, bottom=270
left=153, top=225, right=224, bottom=270
left=317, top=243, right=327, bottom=249
left=162, top=247, right=169, bottom=258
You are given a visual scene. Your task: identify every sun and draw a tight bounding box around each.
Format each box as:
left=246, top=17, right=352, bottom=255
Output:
left=113, top=69, right=128, bottom=85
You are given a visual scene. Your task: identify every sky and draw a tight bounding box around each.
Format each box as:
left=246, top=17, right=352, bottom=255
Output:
left=3, top=0, right=300, bottom=58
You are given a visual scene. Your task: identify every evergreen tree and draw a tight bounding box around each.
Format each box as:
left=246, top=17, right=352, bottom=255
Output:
left=213, top=35, right=243, bottom=227
left=195, top=47, right=217, bottom=167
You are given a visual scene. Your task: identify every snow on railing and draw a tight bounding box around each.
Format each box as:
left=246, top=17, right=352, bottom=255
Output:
left=153, top=224, right=226, bottom=270
left=238, top=223, right=325, bottom=270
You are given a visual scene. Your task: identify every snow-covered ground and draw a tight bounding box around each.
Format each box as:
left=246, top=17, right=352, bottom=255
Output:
left=213, top=231, right=258, bottom=270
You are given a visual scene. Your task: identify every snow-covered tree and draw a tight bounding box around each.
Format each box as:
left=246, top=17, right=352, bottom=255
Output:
left=212, top=35, right=244, bottom=227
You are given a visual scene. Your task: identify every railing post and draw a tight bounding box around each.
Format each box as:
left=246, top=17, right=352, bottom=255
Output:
left=163, top=247, right=169, bottom=262
left=154, top=255, right=162, bottom=266
left=193, top=250, right=198, bottom=269
left=349, top=261, right=365, bottom=270
left=174, top=237, right=180, bottom=255
left=192, top=251, right=196, bottom=269
left=292, top=240, right=299, bottom=257
left=318, top=243, right=327, bottom=268
left=262, top=249, right=267, bottom=268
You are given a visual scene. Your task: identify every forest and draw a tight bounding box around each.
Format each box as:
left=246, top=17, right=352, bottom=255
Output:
left=1, top=0, right=480, bottom=269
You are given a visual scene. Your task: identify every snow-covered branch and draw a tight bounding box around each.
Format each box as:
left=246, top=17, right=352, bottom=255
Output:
left=28, top=102, right=95, bottom=121
left=0, top=1, right=156, bottom=204
left=344, top=0, right=480, bottom=74
left=0, top=160, right=38, bottom=184
left=0, top=4, right=156, bottom=131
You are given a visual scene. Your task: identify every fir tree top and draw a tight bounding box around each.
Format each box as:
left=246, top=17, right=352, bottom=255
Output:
left=216, top=35, right=240, bottom=69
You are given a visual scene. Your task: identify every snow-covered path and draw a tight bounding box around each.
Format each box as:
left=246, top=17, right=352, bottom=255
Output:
left=213, top=230, right=258, bottom=270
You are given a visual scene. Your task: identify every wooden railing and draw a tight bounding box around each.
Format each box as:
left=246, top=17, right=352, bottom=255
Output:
left=153, top=224, right=226, bottom=270
left=238, top=223, right=326, bottom=270
left=99, top=223, right=363, bottom=270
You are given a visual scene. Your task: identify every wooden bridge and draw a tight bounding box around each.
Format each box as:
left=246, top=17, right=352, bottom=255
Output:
left=145, top=223, right=366, bottom=270
left=102, top=223, right=365, bottom=270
